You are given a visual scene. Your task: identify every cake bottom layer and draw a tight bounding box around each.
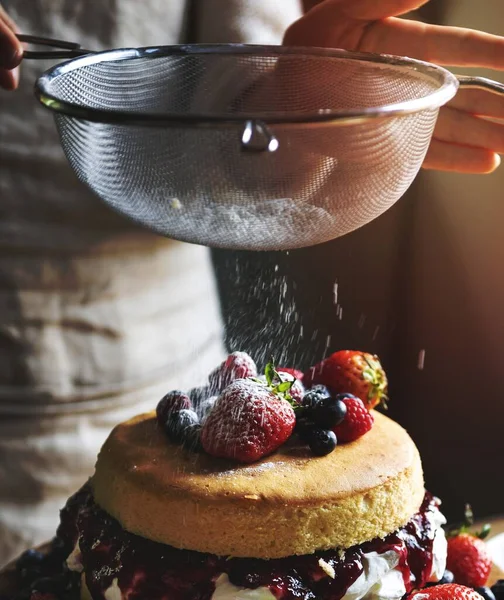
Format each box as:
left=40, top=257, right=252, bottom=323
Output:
left=58, top=485, right=447, bottom=600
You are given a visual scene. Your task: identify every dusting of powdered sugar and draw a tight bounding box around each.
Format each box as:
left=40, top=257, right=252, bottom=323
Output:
left=212, top=461, right=289, bottom=478
left=156, top=197, right=338, bottom=251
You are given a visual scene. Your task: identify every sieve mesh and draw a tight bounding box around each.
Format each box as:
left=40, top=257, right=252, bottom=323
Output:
left=37, top=46, right=458, bottom=250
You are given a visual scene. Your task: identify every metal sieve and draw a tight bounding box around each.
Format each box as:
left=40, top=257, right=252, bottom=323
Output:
left=19, top=35, right=504, bottom=250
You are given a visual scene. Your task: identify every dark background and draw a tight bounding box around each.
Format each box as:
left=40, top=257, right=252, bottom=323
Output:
left=212, top=0, right=504, bottom=523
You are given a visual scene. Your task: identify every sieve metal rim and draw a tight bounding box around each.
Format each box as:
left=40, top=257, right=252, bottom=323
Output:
left=35, top=44, right=459, bottom=127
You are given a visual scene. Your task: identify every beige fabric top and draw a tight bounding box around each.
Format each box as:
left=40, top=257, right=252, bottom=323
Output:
left=0, top=0, right=303, bottom=565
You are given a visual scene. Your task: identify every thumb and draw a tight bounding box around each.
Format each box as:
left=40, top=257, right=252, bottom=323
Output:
left=285, top=0, right=430, bottom=48
left=0, top=9, right=23, bottom=69
left=302, top=0, right=430, bottom=21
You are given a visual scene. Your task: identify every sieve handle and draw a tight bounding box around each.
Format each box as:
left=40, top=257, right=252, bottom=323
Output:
left=241, top=120, right=279, bottom=153
left=457, top=75, right=504, bottom=96
left=17, top=34, right=92, bottom=59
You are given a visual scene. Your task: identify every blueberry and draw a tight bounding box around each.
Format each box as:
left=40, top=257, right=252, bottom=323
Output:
left=438, top=570, right=454, bottom=584
left=475, top=587, right=496, bottom=600
left=314, top=397, right=347, bottom=428
left=297, top=420, right=316, bottom=443
left=308, top=429, right=337, bottom=456
left=165, top=409, right=200, bottom=444
left=30, top=576, right=62, bottom=593
left=19, top=566, right=44, bottom=584
left=491, top=581, right=504, bottom=600
left=16, top=549, right=45, bottom=573
left=156, top=391, right=191, bottom=424
left=43, top=537, right=69, bottom=569
left=182, top=424, right=203, bottom=452
left=198, top=397, right=217, bottom=422
left=32, top=572, right=76, bottom=596
left=302, top=390, right=326, bottom=409
left=189, top=386, right=211, bottom=408
left=334, top=392, right=358, bottom=400
left=425, top=570, right=455, bottom=587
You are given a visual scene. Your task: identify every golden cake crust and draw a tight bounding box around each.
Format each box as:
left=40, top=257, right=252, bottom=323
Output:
left=92, top=410, right=424, bottom=559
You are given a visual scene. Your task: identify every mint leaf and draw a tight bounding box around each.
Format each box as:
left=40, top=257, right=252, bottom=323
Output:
left=276, top=380, right=293, bottom=393
left=265, top=362, right=276, bottom=387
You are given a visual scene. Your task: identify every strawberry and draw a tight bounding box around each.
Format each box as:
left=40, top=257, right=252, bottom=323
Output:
left=304, top=350, right=388, bottom=410
left=447, top=533, right=492, bottom=587
left=408, top=583, right=485, bottom=600
left=208, top=352, right=258, bottom=392
left=332, top=396, right=374, bottom=442
left=201, top=378, right=296, bottom=463
left=446, top=505, right=492, bottom=588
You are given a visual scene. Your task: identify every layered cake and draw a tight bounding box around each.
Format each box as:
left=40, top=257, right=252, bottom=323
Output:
left=49, top=350, right=450, bottom=600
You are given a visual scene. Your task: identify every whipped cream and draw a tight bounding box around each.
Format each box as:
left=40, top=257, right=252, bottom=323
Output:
left=211, top=505, right=447, bottom=600
left=66, top=540, right=83, bottom=573
left=429, top=506, right=448, bottom=582
left=212, top=574, right=275, bottom=600
left=104, top=578, right=122, bottom=600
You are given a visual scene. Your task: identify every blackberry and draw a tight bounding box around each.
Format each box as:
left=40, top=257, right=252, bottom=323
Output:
left=156, top=391, right=191, bottom=424
left=310, top=385, right=330, bottom=397
left=302, top=390, right=326, bottom=409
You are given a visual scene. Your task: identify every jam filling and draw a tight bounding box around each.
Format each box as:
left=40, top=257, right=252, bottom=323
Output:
left=58, top=486, right=441, bottom=600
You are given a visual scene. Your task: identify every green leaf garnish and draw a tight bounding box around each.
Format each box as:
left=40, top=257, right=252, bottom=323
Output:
left=262, top=359, right=299, bottom=408
left=265, top=361, right=276, bottom=387
left=276, top=381, right=293, bottom=393
left=477, top=523, right=491, bottom=540
left=446, top=504, right=491, bottom=539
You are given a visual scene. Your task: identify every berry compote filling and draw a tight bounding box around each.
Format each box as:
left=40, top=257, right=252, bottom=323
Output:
left=58, top=485, right=443, bottom=600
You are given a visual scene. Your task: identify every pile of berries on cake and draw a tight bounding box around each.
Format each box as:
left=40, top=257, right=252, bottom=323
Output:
left=156, top=350, right=388, bottom=462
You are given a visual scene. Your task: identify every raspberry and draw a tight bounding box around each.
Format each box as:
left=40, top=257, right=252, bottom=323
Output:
left=201, top=379, right=295, bottom=463
left=156, top=391, right=191, bottom=425
left=408, top=584, right=485, bottom=600
left=208, top=352, right=257, bottom=392
left=332, top=397, right=374, bottom=442
left=447, top=533, right=492, bottom=587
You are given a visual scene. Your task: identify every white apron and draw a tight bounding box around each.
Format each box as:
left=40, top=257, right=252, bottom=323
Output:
left=0, top=0, right=302, bottom=565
